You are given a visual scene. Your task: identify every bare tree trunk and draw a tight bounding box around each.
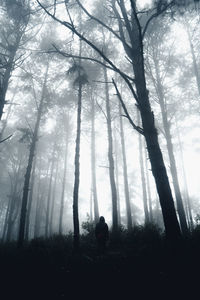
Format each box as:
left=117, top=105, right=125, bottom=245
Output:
left=137, top=110, right=149, bottom=224
left=59, top=119, right=69, bottom=235
left=34, top=158, right=43, bottom=238
left=119, top=104, right=132, bottom=230
left=45, top=145, right=56, bottom=238
left=25, top=156, right=37, bottom=240
left=49, top=160, right=59, bottom=236
left=185, top=23, right=200, bottom=102
left=18, top=62, right=49, bottom=247
left=153, top=57, right=188, bottom=235
left=90, top=93, right=99, bottom=223
left=0, top=34, right=21, bottom=120
left=103, top=66, right=118, bottom=233
left=175, top=118, right=194, bottom=230
left=114, top=128, right=121, bottom=226
left=73, top=79, right=82, bottom=251
left=144, top=147, right=153, bottom=222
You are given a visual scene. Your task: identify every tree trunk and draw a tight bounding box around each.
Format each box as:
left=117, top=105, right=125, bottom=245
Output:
left=119, top=104, right=132, bottom=230
left=129, top=8, right=181, bottom=239
left=18, top=62, right=49, bottom=247
left=34, top=158, right=43, bottom=238
left=73, top=80, right=82, bottom=251
left=45, top=145, right=56, bottom=238
left=0, top=30, right=23, bottom=120
left=25, top=156, right=37, bottom=240
left=49, top=160, right=59, bottom=236
left=137, top=110, right=149, bottom=224
left=144, top=147, right=153, bottom=222
left=103, top=66, right=118, bottom=233
left=114, top=128, right=121, bottom=226
left=90, top=94, right=99, bottom=223
left=59, top=118, right=69, bottom=235
left=153, top=57, right=188, bottom=235
left=175, top=118, right=193, bottom=230
left=185, top=24, right=200, bottom=100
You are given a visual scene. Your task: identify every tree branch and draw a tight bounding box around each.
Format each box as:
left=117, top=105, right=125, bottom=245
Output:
left=0, top=134, right=13, bottom=144
left=112, top=78, right=144, bottom=135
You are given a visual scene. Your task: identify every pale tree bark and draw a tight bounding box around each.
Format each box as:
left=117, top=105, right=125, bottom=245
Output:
left=45, top=144, right=56, bottom=238
left=114, top=128, right=121, bottom=226
left=119, top=104, right=132, bottom=229
left=103, top=66, right=118, bottom=232
left=175, top=118, right=194, bottom=230
left=59, top=117, right=69, bottom=235
left=49, top=160, right=59, bottom=236
left=90, top=93, right=99, bottom=223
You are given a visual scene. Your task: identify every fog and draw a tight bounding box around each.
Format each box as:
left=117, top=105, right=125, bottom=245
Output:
left=0, top=0, right=200, bottom=244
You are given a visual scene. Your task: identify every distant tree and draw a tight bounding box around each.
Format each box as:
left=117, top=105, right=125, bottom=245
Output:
left=67, top=53, right=89, bottom=251
left=0, top=0, right=30, bottom=120
left=18, top=59, right=50, bottom=247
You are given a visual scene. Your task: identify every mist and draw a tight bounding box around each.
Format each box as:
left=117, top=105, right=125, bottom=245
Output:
left=0, top=0, right=200, bottom=299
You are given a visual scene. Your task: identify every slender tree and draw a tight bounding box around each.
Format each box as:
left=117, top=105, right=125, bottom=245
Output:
left=90, top=93, right=99, bottom=223
left=18, top=60, right=49, bottom=247
left=119, top=104, right=132, bottom=230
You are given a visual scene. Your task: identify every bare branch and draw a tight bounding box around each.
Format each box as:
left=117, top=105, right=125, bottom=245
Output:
left=112, top=78, right=144, bottom=135
left=37, top=0, right=138, bottom=101
left=0, top=134, right=13, bottom=144
left=142, top=1, right=175, bottom=39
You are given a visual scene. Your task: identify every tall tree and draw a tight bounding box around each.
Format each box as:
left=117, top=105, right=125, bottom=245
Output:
left=18, top=60, right=49, bottom=247
left=119, top=104, right=132, bottom=230
left=59, top=114, right=70, bottom=235
left=0, top=0, right=30, bottom=120
left=37, top=0, right=182, bottom=240
left=146, top=29, right=188, bottom=235
left=90, top=92, right=99, bottom=223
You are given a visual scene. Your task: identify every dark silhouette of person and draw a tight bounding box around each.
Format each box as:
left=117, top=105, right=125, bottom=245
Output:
left=95, top=216, right=109, bottom=253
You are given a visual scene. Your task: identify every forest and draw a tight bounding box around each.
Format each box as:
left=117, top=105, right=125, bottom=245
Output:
left=1, top=0, right=200, bottom=299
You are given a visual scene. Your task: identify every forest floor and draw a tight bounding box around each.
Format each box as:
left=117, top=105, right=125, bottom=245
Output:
left=1, top=224, right=200, bottom=300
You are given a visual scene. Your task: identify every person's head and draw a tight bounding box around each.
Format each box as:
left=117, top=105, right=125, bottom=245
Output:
left=99, top=216, right=105, bottom=223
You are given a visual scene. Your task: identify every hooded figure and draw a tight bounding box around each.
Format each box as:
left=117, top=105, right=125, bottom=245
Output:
left=95, top=216, right=109, bottom=253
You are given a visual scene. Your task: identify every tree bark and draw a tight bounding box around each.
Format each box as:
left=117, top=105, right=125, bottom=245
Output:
left=59, top=117, right=69, bottom=235
left=129, top=7, right=181, bottom=239
left=144, top=147, right=153, bottom=222
left=45, top=144, right=56, bottom=238
left=119, top=104, right=132, bottom=229
left=114, top=128, right=121, bottom=226
left=90, top=94, right=99, bottom=223
left=103, top=66, right=118, bottom=233
left=49, top=159, right=59, bottom=236
left=25, top=156, right=37, bottom=240
left=73, top=80, right=82, bottom=252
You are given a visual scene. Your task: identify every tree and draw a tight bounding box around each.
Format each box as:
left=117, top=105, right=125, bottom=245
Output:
left=119, top=103, right=132, bottom=230
left=0, top=0, right=30, bottom=120
left=67, top=55, right=89, bottom=250
left=18, top=59, right=50, bottom=247
left=90, top=91, right=99, bottom=223
left=145, top=26, right=188, bottom=235
left=37, top=0, right=183, bottom=240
